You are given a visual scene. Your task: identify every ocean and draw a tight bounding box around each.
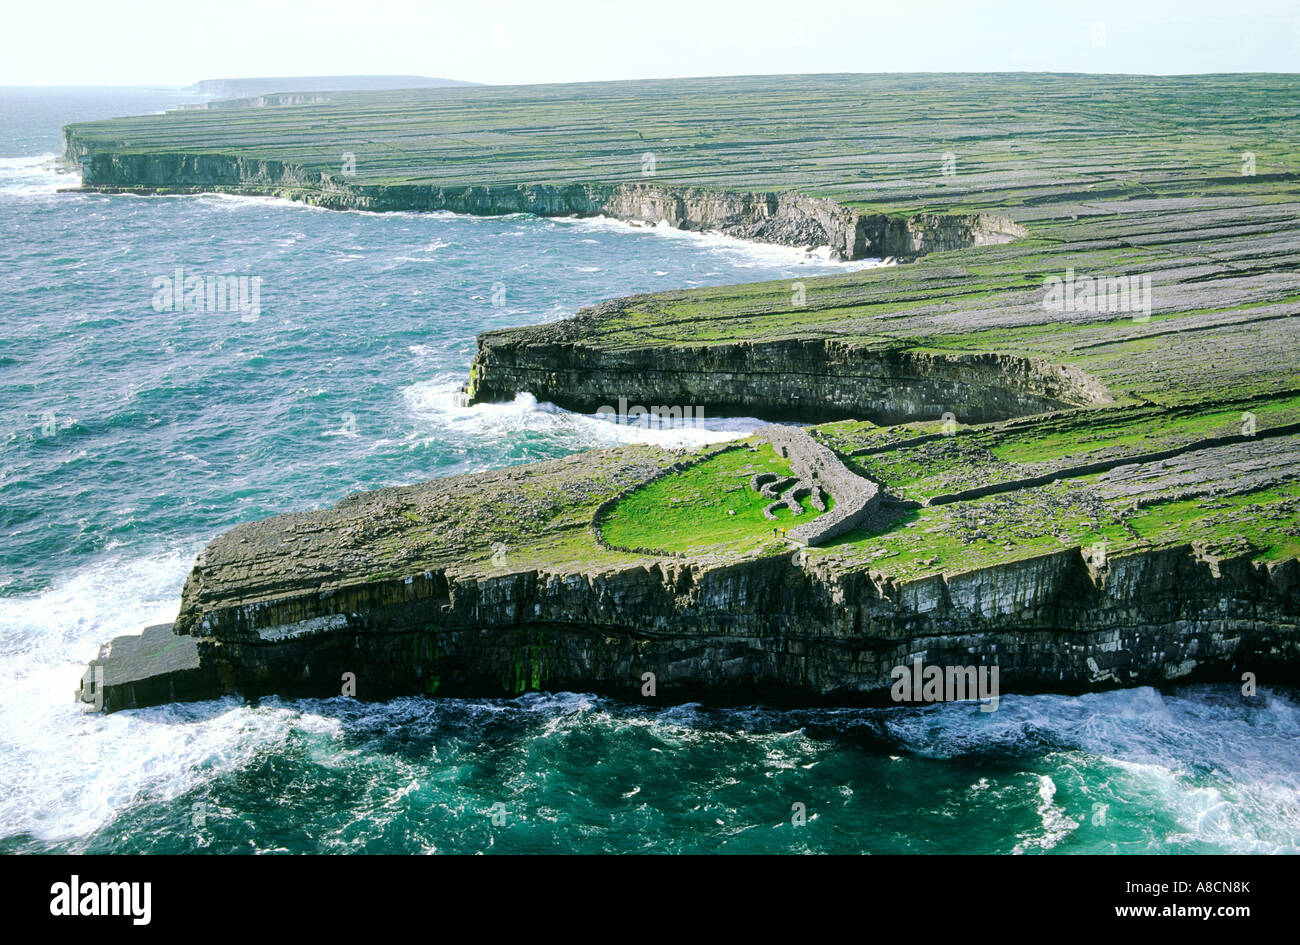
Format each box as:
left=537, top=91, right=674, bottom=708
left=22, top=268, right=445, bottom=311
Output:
left=1, top=87, right=1296, bottom=854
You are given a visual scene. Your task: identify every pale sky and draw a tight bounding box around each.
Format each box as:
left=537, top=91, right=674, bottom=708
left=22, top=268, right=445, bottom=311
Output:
left=2, top=0, right=1297, bottom=86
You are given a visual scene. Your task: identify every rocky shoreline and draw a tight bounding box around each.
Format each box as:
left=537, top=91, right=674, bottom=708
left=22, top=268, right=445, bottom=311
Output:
left=60, top=77, right=1300, bottom=713
left=76, top=444, right=1300, bottom=712
left=62, top=133, right=1024, bottom=261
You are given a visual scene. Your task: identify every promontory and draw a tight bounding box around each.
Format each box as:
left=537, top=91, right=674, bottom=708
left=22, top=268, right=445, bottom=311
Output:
left=63, top=73, right=1300, bottom=711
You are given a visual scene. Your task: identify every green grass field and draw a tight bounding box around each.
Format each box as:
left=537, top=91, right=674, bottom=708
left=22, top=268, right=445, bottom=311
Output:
left=599, top=442, right=829, bottom=556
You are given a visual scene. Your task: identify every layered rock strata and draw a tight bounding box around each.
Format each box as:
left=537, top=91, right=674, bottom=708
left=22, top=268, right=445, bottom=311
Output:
left=63, top=134, right=1024, bottom=262
left=467, top=335, right=1112, bottom=424
left=74, top=444, right=1300, bottom=712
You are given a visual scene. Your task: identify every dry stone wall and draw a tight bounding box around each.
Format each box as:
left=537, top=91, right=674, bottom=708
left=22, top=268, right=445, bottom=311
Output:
left=755, top=425, right=881, bottom=545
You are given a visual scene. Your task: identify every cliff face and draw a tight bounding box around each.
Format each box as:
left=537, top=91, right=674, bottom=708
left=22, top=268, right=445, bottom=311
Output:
left=110, top=442, right=1297, bottom=709
left=468, top=335, right=1113, bottom=424
left=62, top=76, right=1300, bottom=715
left=881, top=211, right=1028, bottom=256
left=62, top=133, right=1024, bottom=261
left=63, top=146, right=334, bottom=193
left=170, top=538, right=1298, bottom=706
left=73, top=419, right=1300, bottom=713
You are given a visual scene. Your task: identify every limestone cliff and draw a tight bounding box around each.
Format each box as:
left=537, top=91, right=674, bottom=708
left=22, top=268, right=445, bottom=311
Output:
left=467, top=328, right=1113, bottom=424
left=204, top=544, right=1290, bottom=704
left=76, top=444, right=1299, bottom=712
left=62, top=132, right=1024, bottom=261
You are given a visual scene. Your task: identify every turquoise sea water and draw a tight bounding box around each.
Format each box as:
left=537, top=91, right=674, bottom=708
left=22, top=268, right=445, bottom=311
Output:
left=1, top=88, right=1296, bottom=854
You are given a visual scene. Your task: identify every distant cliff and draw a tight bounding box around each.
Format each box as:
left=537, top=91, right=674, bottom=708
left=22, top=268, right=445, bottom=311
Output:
left=61, top=134, right=1024, bottom=261
left=192, top=75, right=477, bottom=98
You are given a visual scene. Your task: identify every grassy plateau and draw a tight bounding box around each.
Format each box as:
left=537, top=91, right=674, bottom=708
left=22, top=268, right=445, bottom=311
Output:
left=63, top=73, right=1300, bottom=590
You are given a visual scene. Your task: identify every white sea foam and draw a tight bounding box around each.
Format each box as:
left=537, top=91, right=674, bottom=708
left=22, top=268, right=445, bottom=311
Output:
left=0, top=153, right=79, bottom=197
left=883, top=685, right=1300, bottom=853
left=401, top=376, right=765, bottom=451
left=549, top=214, right=893, bottom=271
left=0, top=550, right=176, bottom=833
left=191, top=192, right=314, bottom=213
left=86, top=182, right=881, bottom=274
left=0, top=545, right=357, bottom=843
left=1012, top=775, right=1080, bottom=853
